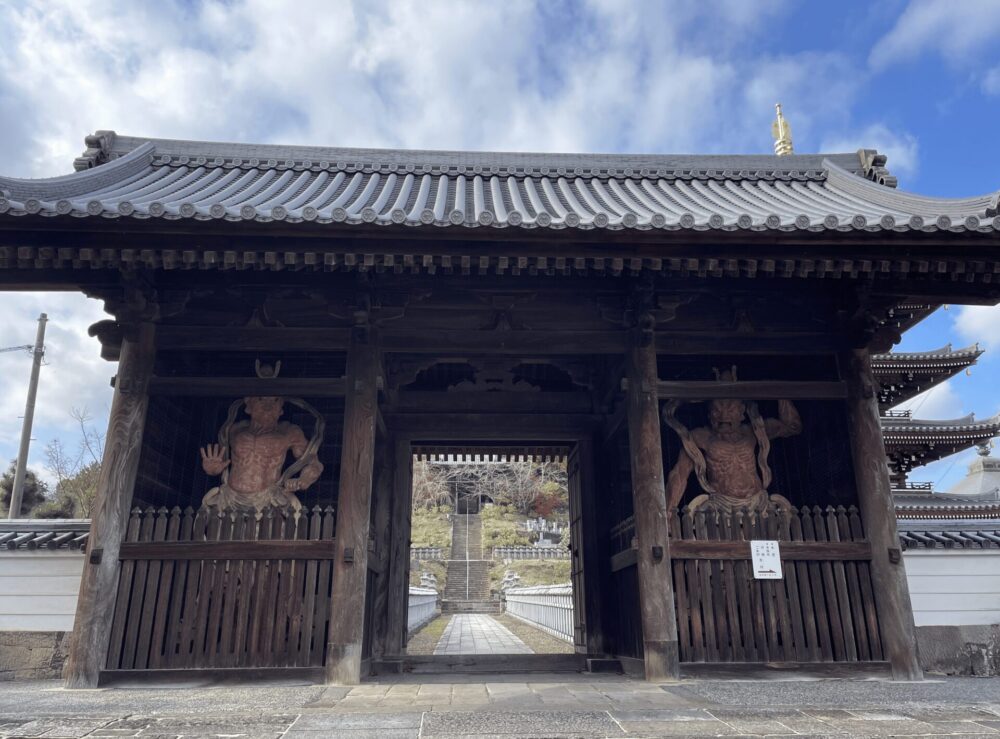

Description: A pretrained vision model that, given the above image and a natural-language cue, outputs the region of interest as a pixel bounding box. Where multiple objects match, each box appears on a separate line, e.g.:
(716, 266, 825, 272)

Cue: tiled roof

(873, 344, 986, 409)
(2, 132, 999, 234)
(881, 412, 1000, 442)
(898, 520, 1000, 549)
(895, 489, 1000, 520)
(872, 343, 984, 369)
(0, 520, 90, 552)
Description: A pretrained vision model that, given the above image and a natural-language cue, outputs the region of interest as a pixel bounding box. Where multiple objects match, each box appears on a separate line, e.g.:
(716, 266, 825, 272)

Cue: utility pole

(9, 313, 47, 519)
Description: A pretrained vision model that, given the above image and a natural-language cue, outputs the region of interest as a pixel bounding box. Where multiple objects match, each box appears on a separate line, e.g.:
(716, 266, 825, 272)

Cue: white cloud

(893, 380, 965, 420)
(954, 305, 1000, 350)
(0, 293, 113, 482)
(870, 0, 1000, 69)
(0, 0, 991, 495)
(983, 65, 1000, 95)
(820, 123, 919, 181)
(0, 0, 870, 179)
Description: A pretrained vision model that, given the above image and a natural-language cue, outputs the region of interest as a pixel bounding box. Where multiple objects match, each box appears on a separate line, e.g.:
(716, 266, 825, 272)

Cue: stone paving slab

(433, 614, 532, 655)
(2, 677, 1000, 737)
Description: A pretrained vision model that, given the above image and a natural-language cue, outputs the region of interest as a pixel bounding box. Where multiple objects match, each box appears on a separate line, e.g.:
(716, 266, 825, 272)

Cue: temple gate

(0, 132, 998, 685)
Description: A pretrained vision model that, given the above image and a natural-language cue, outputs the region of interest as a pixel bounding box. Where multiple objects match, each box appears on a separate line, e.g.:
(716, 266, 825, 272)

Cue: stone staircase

(441, 514, 499, 614)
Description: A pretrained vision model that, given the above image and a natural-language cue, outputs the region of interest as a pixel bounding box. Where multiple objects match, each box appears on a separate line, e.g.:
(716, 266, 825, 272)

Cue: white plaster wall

(904, 550, 1000, 627)
(0, 554, 83, 631)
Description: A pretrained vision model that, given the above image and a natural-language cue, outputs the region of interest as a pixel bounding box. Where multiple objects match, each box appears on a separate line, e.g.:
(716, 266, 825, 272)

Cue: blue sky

(0, 0, 998, 492)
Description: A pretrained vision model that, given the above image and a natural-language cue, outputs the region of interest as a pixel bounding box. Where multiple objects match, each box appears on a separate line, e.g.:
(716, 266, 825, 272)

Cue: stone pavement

(433, 613, 532, 655)
(1, 675, 1000, 737)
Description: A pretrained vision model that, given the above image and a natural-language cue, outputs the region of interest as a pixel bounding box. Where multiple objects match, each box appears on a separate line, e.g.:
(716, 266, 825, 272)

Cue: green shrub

(480, 504, 530, 549)
(410, 505, 452, 549)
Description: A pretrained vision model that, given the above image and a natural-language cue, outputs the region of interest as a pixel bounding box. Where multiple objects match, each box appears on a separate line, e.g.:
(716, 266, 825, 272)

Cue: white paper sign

(750, 540, 782, 580)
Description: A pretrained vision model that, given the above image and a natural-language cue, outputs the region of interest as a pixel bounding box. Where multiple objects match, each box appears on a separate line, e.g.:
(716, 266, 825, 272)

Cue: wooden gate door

(566, 444, 588, 653)
(668, 505, 884, 665)
(106, 506, 336, 672)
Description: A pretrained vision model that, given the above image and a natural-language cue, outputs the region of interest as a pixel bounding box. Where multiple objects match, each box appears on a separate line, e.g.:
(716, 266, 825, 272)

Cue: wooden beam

(611, 541, 873, 571)
(670, 540, 872, 560)
(625, 331, 680, 682)
(657, 380, 846, 400)
(148, 377, 346, 397)
(390, 391, 593, 414)
(842, 348, 922, 681)
(118, 540, 336, 560)
(381, 329, 627, 355)
(326, 332, 380, 685)
(64, 322, 155, 688)
(387, 413, 601, 438)
(611, 548, 638, 573)
(157, 326, 350, 352)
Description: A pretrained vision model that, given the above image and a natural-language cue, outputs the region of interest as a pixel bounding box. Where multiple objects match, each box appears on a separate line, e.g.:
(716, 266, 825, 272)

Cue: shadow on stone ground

(0, 676, 999, 737)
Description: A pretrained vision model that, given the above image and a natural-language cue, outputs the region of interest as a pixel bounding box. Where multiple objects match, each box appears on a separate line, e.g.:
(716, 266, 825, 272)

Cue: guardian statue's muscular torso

(664, 397, 802, 512)
(200, 396, 323, 511)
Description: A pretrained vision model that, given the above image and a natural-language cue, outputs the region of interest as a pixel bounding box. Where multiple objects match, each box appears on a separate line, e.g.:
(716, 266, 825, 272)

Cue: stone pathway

(433, 613, 532, 655)
(2, 676, 1000, 737)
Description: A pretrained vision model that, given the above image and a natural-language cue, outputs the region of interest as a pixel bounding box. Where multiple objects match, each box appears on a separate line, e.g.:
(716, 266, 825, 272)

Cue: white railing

(494, 546, 569, 560)
(407, 586, 438, 633)
(411, 546, 444, 560)
(503, 583, 574, 643)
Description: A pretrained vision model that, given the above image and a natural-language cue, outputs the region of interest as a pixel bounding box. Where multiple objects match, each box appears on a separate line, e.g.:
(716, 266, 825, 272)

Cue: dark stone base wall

(2, 625, 998, 679)
(918, 625, 1000, 676)
(0, 632, 71, 680)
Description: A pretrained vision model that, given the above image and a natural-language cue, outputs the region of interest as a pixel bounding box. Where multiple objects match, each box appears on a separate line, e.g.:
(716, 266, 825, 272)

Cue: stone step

(440, 600, 503, 614)
(377, 654, 585, 673)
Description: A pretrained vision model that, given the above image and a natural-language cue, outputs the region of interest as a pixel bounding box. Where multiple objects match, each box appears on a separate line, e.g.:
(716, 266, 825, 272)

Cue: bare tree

(411, 460, 451, 509)
(44, 408, 104, 517)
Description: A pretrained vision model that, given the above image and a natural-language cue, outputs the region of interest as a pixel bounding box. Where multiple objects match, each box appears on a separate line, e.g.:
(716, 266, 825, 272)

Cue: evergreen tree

(0, 460, 49, 517)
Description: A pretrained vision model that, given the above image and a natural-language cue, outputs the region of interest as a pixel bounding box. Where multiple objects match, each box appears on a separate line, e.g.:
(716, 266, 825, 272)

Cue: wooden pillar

(843, 348, 922, 680)
(570, 437, 605, 655)
(625, 333, 680, 681)
(65, 322, 155, 688)
(368, 434, 394, 660)
(326, 334, 379, 684)
(385, 439, 414, 656)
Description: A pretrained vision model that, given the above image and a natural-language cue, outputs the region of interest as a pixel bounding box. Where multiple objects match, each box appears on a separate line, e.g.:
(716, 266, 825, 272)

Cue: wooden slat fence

(612, 505, 883, 664)
(107, 506, 336, 671)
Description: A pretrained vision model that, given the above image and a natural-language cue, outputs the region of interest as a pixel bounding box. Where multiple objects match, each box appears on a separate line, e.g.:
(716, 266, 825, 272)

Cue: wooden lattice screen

(107, 506, 335, 671)
(668, 505, 883, 664)
(611, 505, 884, 665)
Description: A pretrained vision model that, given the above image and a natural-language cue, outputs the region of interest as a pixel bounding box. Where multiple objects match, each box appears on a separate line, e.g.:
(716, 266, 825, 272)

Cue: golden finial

(771, 103, 793, 156)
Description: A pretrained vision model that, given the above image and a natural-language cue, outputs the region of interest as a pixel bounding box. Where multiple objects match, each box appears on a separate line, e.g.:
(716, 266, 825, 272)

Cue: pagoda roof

(2, 131, 999, 235)
(881, 411, 1000, 441)
(873, 343, 983, 368)
(882, 411, 1000, 478)
(873, 343, 984, 408)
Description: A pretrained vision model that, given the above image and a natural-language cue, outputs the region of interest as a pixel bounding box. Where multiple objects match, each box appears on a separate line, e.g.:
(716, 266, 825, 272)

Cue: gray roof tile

(2, 132, 999, 233)
(0, 519, 90, 552)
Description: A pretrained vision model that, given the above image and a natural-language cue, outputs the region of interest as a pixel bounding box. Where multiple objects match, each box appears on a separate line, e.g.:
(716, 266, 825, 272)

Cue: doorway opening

(404, 444, 580, 660)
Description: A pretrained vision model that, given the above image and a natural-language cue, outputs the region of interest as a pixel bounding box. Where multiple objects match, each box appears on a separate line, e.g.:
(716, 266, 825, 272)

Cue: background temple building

(873, 341, 1000, 512)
